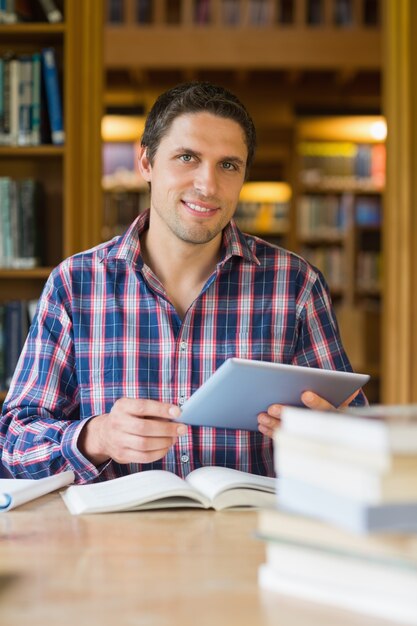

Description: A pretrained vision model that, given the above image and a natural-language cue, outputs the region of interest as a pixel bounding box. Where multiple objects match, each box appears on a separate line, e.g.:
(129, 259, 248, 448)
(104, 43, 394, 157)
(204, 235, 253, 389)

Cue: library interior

(1, 3, 417, 626)
(1, 0, 415, 408)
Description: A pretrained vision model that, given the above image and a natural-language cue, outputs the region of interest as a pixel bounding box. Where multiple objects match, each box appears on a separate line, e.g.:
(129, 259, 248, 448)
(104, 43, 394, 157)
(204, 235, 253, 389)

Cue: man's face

(138, 112, 248, 246)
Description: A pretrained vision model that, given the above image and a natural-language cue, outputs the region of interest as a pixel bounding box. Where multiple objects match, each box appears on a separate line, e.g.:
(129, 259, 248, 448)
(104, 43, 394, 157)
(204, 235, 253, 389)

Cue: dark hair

(141, 81, 256, 174)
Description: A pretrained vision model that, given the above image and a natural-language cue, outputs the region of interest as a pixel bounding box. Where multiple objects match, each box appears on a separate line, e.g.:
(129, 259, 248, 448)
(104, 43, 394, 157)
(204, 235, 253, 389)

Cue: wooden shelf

(300, 181, 383, 194)
(0, 268, 53, 279)
(0, 23, 65, 35)
(0, 146, 65, 157)
(0, 0, 103, 392)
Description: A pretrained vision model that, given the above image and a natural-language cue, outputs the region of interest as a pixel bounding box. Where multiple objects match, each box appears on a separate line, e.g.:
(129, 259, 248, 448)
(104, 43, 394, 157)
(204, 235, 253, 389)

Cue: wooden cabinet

(0, 1, 103, 400)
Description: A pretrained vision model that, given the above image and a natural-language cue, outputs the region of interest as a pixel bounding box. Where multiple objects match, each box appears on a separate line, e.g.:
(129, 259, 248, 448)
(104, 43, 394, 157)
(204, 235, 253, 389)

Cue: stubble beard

(159, 202, 232, 246)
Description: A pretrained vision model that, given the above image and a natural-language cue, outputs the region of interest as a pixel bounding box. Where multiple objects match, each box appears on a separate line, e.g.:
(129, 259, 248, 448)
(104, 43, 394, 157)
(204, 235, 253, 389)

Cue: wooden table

(0, 494, 397, 626)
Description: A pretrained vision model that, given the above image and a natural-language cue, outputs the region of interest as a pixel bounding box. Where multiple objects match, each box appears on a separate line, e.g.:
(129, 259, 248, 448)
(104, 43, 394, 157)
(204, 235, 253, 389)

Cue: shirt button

(179, 395, 185, 406)
(179, 341, 187, 351)
(181, 454, 189, 463)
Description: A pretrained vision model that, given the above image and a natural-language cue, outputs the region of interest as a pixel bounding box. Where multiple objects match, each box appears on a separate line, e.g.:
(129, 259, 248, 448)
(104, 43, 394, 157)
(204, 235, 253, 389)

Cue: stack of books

(257, 404, 417, 624)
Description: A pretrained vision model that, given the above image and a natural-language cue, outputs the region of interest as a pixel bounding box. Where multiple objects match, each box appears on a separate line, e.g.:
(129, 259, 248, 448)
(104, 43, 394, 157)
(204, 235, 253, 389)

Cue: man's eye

(222, 161, 236, 171)
(180, 154, 193, 162)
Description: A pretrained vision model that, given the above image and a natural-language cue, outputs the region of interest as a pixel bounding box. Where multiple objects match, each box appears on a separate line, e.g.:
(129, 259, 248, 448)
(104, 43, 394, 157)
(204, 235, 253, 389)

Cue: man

(0, 82, 365, 482)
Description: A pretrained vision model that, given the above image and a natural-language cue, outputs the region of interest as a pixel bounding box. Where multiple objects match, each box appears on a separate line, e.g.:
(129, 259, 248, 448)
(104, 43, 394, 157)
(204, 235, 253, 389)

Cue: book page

(0, 470, 75, 512)
(61, 470, 209, 515)
(185, 466, 276, 502)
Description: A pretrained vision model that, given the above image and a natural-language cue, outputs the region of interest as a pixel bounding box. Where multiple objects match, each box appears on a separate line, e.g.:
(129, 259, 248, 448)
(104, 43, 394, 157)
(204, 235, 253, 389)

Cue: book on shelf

(17, 54, 33, 146)
(41, 47, 64, 145)
(30, 51, 41, 144)
(222, 0, 240, 25)
(0, 0, 17, 23)
(136, 0, 153, 24)
(300, 246, 346, 291)
(249, 0, 272, 25)
(37, 0, 63, 23)
(0, 177, 42, 268)
(257, 509, 417, 625)
(0, 49, 63, 146)
(8, 55, 19, 146)
(3, 0, 63, 23)
(299, 141, 386, 188)
(0, 470, 74, 512)
(194, 0, 210, 24)
(61, 466, 276, 515)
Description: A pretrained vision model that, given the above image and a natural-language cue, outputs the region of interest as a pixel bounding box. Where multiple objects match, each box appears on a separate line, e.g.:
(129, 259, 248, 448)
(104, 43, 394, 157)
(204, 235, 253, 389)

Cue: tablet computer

(180, 358, 370, 431)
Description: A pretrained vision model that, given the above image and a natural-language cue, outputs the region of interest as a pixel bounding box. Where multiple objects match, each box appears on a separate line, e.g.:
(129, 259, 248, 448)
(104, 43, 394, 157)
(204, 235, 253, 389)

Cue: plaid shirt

(0, 211, 365, 483)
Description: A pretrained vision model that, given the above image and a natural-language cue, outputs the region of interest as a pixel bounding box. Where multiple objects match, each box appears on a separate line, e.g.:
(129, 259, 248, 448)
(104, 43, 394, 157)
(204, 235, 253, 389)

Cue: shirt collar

(101, 209, 260, 267)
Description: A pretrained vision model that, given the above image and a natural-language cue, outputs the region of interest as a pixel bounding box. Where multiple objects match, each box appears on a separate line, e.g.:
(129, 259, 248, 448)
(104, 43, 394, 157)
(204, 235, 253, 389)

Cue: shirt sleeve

(0, 269, 107, 482)
(293, 268, 367, 407)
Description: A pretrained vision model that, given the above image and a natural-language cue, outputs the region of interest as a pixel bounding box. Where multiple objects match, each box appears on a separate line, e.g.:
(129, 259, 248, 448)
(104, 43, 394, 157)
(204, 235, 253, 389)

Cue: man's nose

(194, 163, 218, 197)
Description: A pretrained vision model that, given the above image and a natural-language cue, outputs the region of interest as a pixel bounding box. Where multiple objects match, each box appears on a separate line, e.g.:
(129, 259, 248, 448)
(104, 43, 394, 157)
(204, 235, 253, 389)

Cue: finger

(111, 432, 177, 457)
(122, 415, 187, 438)
(129, 434, 178, 452)
(113, 446, 174, 465)
(113, 397, 181, 421)
(301, 391, 334, 411)
(257, 411, 281, 430)
(258, 423, 276, 439)
(339, 389, 360, 408)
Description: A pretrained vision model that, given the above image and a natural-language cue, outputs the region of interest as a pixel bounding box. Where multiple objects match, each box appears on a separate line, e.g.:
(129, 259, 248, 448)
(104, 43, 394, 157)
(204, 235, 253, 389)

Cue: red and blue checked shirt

(0, 210, 366, 482)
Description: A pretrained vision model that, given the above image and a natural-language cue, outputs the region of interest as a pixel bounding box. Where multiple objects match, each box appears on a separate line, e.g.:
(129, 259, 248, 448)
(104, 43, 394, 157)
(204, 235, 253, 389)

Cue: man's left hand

(257, 389, 360, 439)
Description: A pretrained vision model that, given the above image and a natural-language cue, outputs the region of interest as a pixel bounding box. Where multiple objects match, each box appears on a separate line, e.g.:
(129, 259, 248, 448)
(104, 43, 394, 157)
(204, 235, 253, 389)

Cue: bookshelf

(293, 116, 385, 400)
(0, 1, 103, 399)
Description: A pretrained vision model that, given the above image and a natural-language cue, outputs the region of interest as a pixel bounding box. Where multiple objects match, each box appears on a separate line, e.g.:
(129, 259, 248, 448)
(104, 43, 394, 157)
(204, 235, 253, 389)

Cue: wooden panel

(104, 28, 381, 69)
(64, 0, 104, 256)
(382, 0, 417, 402)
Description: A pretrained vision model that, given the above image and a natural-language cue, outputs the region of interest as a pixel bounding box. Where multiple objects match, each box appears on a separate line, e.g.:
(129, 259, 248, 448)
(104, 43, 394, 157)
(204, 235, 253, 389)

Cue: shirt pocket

(219, 330, 287, 363)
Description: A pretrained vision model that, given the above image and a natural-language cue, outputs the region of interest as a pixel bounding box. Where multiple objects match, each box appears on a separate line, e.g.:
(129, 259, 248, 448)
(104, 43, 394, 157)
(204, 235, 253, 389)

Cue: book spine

(31, 52, 41, 145)
(0, 54, 11, 145)
(17, 179, 40, 268)
(17, 54, 33, 146)
(8, 178, 19, 266)
(9, 57, 19, 146)
(37, 0, 63, 23)
(3, 0, 17, 23)
(41, 47, 65, 145)
(0, 177, 12, 266)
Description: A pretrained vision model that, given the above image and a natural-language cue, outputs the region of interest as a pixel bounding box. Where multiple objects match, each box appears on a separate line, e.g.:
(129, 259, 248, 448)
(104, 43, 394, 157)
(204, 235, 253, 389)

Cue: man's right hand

(77, 398, 186, 466)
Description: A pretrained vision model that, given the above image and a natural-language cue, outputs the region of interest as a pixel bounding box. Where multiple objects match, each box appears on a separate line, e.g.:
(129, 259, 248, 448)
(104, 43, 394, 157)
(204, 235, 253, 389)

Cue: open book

(0, 471, 75, 512)
(61, 466, 276, 515)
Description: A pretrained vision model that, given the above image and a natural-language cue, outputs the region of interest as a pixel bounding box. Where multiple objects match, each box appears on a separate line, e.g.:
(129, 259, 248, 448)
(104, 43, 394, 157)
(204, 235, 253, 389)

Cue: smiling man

(0, 82, 366, 482)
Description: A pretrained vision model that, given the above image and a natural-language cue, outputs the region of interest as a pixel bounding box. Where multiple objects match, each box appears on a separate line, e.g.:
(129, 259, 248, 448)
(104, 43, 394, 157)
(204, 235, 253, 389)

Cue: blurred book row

(0, 299, 37, 391)
(297, 193, 382, 239)
(299, 142, 386, 189)
(0, 47, 64, 146)
(106, 0, 380, 27)
(258, 403, 417, 624)
(0, 177, 42, 269)
(0, 0, 63, 23)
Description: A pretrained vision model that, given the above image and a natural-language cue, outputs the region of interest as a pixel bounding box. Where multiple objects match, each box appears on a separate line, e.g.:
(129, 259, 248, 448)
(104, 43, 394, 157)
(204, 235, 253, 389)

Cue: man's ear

(137, 145, 152, 182)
